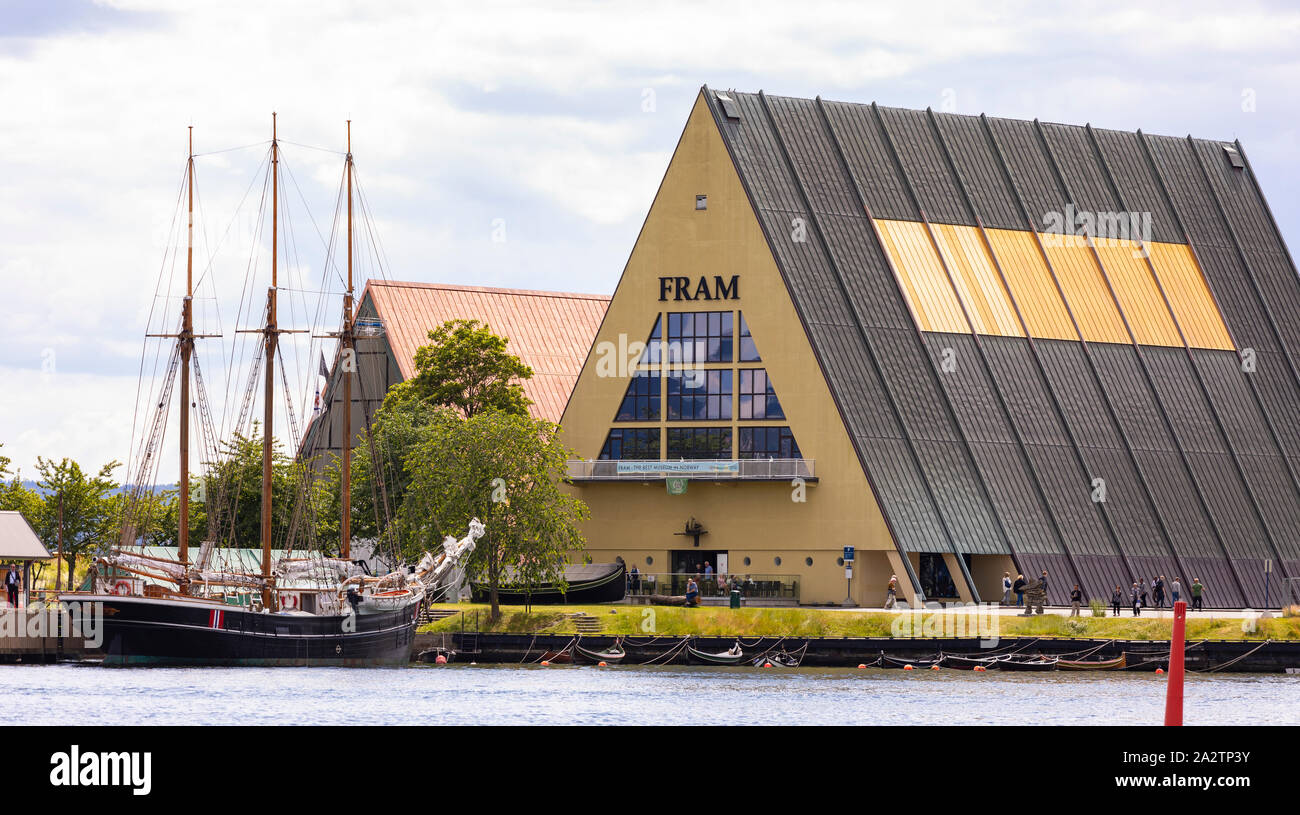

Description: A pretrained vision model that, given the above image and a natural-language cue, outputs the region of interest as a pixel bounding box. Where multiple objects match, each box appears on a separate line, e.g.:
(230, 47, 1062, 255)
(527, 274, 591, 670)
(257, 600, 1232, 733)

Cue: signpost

(842, 546, 856, 607)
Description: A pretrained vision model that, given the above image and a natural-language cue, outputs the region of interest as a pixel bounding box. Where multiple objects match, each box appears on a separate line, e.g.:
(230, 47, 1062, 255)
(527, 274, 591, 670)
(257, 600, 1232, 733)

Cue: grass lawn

(419, 603, 1300, 641)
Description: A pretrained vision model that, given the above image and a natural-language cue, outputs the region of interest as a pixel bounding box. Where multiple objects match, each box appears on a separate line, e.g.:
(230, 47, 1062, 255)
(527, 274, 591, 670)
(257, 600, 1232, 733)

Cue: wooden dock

(0, 608, 91, 663)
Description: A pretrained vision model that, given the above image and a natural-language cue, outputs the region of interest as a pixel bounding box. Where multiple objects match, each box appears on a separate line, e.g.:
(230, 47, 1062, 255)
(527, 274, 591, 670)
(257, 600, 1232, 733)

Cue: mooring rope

(1194, 639, 1271, 674)
(518, 634, 538, 664)
(639, 637, 691, 666)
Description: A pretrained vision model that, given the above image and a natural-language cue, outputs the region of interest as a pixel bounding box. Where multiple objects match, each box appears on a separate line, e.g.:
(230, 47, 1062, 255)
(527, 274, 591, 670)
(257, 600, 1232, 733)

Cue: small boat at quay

(539, 645, 574, 664)
(686, 642, 746, 665)
(998, 655, 1060, 671)
(574, 640, 625, 665)
(879, 654, 943, 670)
(943, 654, 1004, 670)
(1057, 654, 1127, 671)
(754, 651, 800, 668)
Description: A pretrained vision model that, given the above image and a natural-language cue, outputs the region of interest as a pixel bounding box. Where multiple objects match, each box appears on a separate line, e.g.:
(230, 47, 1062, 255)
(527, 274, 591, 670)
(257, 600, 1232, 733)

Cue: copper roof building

(559, 86, 1300, 608)
(302, 281, 609, 461)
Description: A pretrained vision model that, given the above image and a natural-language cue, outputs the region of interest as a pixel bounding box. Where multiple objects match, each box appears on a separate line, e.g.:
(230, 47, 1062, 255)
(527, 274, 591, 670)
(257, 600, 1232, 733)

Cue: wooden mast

(179, 126, 194, 574)
(341, 120, 353, 558)
(261, 112, 279, 609)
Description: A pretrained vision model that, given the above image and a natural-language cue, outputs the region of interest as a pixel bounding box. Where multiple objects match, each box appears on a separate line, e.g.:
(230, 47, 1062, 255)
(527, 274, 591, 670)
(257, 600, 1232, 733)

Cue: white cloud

(2, 0, 1299, 481)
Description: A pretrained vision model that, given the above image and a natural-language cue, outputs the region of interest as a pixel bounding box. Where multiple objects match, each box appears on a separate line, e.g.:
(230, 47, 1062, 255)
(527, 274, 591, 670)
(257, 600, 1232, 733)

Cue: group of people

(626, 563, 756, 606)
(997, 571, 1207, 616)
(1110, 576, 1204, 616)
(1000, 570, 1050, 607)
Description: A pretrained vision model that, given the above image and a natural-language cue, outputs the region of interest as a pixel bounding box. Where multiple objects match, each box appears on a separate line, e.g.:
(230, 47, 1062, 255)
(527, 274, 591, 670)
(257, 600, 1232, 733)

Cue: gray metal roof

(704, 87, 1300, 607)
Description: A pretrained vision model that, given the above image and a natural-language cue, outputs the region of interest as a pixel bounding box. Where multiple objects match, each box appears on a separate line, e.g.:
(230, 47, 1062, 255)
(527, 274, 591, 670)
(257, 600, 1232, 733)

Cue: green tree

(406, 319, 533, 418)
(325, 320, 534, 554)
(34, 457, 122, 588)
(0, 445, 42, 527)
(200, 423, 316, 549)
(400, 409, 587, 621)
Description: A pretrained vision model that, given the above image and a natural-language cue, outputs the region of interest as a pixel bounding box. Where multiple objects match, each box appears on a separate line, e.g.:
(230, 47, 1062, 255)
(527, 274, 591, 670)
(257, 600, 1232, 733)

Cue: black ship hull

(471, 562, 626, 605)
(66, 594, 417, 667)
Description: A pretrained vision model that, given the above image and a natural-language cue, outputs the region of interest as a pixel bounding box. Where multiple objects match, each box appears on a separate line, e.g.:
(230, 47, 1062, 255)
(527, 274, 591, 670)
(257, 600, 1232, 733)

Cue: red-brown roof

(363, 280, 609, 422)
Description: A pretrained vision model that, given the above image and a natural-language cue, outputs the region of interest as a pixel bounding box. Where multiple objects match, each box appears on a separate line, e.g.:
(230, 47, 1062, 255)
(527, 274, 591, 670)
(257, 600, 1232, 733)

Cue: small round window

(645, 556, 654, 566)
(836, 557, 844, 567)
(743, 556, 751, 566)
(774, 556, 782, 567)
(805, 557, 814, 567)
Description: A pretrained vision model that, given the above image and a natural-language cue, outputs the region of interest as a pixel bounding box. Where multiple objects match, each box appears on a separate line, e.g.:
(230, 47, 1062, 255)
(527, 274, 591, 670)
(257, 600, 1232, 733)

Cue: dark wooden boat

(686, 642, 746, 665)
(879, 654, 943, 670)
(998, 655, 1059, 671)
(1058, 654, 1127, 671)
(539, 645, 573, 664)
(574, 640, 625, 665)
(69, 593, 418, 667)
(943, 654, 1004, 670)
(646, 594, 697, 607)
(472, 562, 626, 605)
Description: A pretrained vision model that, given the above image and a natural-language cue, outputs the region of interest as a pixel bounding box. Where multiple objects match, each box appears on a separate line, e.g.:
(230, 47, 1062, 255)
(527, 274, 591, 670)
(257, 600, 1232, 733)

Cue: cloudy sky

(2, 0, 1298, 484)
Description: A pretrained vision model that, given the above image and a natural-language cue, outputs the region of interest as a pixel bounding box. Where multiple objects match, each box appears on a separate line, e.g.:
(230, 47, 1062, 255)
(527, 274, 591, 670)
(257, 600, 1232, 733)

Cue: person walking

(1001, 571, 1012, 606)
(1040, 570, 1049, 604)
(1012, 573, 1026, 607)
(1111, 585, 1123, 617)
(1153, 575, 1165, 609)
(1069, 584, 1083, 617)
(1130, 582, 1142, 617)
(630, 564, 641, 594)
(884, 575, 899, 609)
(4, 564, 19, 608)
(1171, 577, 1182, 606)
(1191, 577, 1204, 611)
(1139, 578, 1149, 608)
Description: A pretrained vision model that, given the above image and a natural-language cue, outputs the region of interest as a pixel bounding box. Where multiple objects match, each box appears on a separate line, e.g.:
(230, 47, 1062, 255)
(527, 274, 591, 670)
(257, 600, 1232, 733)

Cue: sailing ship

(62, 117, 464, 666)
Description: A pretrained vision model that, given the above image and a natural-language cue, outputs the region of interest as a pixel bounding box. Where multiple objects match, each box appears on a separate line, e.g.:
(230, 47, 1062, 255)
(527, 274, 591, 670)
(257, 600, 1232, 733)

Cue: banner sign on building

(617, 460, 740, 475)
(666, 477, 688, 495)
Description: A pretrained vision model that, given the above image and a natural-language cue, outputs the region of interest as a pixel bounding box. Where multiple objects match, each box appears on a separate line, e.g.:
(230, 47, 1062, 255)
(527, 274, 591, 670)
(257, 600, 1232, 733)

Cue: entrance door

(918, 553, 960, 600)
(671, 550, 727, 597)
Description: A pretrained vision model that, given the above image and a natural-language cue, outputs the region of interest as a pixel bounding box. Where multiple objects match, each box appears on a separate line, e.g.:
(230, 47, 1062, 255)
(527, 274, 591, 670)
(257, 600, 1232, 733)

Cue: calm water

(2, 664, 1295, 725)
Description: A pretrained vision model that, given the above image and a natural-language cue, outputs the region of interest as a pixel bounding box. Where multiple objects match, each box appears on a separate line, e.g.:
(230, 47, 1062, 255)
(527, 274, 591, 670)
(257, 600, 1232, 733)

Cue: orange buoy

(434, 654, 447, 665)
(598, 661, 608, 667)
(903, 664, 914, 671)
(541, 660, 550, 666)
(857, 663, 867, 669)
(974, 665, 986, 672)
(763, 661, 772, 668)
(1155, 667, 1164, 674)
(930, 664, 941, 671)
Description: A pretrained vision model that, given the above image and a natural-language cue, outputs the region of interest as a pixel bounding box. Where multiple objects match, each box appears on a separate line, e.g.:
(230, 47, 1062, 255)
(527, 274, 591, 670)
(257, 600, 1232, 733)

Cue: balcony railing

(625, 572, 800, 603)
(567, 458, 815, 482)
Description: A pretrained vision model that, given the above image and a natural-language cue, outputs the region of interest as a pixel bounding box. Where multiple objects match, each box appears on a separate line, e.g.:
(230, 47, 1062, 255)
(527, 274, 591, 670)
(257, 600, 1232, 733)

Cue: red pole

(1164, 599, 1187, 726)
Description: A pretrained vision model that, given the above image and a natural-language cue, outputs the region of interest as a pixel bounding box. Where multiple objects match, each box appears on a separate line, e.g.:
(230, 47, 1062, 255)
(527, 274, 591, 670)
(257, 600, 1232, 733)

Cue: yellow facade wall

(559, 91, 900, 606)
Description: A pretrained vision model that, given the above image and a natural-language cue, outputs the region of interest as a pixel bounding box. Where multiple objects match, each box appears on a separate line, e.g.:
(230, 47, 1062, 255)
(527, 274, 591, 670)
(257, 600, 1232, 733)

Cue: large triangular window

(636, 315, 662, 367)
(738, 368, 783, 420)
(614, 370, 660, 421)
(738, 312, 761, 362)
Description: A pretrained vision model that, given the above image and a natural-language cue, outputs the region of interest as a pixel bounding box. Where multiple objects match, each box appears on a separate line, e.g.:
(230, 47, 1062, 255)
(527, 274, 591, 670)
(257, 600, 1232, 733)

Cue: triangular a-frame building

(561, 86, 1300, 608)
